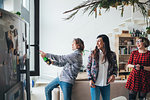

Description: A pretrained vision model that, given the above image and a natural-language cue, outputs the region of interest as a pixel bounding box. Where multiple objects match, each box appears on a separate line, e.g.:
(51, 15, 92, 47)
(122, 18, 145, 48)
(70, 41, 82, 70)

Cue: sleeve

(46, 52, 76, 67)
(112, 52, 118, 76)
(128, 51, 134, 64)
(86, 52, 93, 80)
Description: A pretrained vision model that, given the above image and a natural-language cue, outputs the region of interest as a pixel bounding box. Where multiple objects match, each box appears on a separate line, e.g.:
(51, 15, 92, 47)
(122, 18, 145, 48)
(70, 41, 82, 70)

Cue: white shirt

(95, 50, 108, 86)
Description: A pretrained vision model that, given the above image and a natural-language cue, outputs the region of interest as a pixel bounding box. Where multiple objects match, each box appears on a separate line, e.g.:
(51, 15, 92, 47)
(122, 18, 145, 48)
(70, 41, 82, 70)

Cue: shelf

(119, 62, 127, 64)
(128, 45, 136, 47)
(119, 54, 130, 56)
(119, 45, 127, 47)
(116, 34, 137, 73)
(119, 72, 130, 75)
(119, 45, 136, 46)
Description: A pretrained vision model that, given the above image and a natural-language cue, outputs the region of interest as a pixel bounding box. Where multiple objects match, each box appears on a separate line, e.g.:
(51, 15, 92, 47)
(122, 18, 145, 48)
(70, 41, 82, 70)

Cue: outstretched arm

(40, 50, 78, 67)
(40, 50, 53, 65)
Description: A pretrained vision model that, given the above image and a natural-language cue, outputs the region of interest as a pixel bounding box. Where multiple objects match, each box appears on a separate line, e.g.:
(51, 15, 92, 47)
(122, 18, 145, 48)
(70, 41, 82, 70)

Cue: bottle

(43, 57, 51, 65)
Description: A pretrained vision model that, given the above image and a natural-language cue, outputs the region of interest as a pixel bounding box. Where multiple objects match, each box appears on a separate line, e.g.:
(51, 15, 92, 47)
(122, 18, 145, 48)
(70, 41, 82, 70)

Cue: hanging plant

(63, 0, 150, 20)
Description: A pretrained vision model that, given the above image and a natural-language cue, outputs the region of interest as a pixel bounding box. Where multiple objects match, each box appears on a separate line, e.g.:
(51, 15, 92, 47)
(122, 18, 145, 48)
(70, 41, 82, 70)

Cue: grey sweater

(46, 50, 83, 84)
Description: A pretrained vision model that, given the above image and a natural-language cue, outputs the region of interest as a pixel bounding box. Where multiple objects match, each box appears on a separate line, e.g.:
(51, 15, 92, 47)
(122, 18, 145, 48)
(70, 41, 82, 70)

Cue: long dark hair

(92, 34, 112, 66)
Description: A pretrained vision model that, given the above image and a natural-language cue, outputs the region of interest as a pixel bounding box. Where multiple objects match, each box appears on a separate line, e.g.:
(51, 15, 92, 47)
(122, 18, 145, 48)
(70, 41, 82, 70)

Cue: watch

(140, 65, 144, 70)
(134, 65, 136, 69)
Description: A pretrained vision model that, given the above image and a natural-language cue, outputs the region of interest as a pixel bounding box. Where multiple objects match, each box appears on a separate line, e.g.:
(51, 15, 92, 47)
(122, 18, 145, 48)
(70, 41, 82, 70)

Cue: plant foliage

(63, 0, 150, 20)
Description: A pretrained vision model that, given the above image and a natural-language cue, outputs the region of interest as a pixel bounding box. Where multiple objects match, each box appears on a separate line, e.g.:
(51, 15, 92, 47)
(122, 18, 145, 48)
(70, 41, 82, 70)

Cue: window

(22, 0, 29, 11)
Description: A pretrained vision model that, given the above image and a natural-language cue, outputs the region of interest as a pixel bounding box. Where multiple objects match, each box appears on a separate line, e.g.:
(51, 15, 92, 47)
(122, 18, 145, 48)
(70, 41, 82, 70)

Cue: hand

(46, 58, 52, 65)
(89, 80, 95, 88)
(23, 54, 27, 63)
(23, 54, 27, 59)
(108, 75, 115, 83)
(39, 50, 46, 58)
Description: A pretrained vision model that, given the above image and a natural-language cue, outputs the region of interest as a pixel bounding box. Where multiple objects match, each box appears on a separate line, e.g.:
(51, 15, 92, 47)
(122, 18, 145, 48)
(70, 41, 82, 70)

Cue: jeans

(90, 84, 110, 100)
(45, 77, 73, 100)
(129, 90, 147, 100)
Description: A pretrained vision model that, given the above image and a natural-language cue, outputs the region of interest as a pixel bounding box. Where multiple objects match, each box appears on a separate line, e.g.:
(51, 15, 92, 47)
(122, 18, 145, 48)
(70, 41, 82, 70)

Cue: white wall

(40, 0, 143, 79)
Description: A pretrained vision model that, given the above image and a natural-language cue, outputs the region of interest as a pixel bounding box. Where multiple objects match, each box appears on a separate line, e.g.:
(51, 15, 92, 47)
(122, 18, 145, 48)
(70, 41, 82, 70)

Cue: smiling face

(96, 37, 104, 50)
(136, 38, 145, 49)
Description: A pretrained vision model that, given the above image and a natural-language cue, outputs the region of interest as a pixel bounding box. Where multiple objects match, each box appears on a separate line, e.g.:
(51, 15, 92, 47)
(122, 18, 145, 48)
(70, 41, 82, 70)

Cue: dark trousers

(129, 90, 147, 100)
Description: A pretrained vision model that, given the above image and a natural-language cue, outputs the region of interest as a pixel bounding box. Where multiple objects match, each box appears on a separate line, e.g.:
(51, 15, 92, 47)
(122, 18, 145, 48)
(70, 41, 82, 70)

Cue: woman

(125, 37, 150, 100)
(40, 38, 84, 100)
(87, 34, 118, 100)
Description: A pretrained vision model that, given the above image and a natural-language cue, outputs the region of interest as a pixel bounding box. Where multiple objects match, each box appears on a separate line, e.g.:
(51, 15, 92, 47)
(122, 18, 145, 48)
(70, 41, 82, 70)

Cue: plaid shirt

(126, 50, 150, 92)
(128, 50, 150, 66)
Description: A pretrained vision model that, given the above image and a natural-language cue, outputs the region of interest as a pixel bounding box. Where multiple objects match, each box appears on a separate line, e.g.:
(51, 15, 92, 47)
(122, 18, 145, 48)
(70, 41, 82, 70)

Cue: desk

(76, 72, 88, 81)
(77, 72, 122, 80)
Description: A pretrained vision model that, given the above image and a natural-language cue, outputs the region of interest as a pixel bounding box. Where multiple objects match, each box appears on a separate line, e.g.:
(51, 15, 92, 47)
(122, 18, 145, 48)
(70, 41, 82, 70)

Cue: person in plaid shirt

(125, 37, 150, 100)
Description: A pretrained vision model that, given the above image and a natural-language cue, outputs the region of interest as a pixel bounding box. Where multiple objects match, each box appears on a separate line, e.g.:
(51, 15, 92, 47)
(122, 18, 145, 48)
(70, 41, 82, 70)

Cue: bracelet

(140, 65, 144, 70)
(134, 65, 136, 69)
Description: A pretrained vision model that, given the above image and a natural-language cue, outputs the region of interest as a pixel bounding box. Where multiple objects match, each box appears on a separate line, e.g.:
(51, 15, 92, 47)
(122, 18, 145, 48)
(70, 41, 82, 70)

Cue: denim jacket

(87, 51, 118, 84)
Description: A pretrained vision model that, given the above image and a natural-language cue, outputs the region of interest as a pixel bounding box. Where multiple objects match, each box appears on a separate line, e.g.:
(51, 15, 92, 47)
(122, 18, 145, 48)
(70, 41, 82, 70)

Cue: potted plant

(146, 26, 150, 34)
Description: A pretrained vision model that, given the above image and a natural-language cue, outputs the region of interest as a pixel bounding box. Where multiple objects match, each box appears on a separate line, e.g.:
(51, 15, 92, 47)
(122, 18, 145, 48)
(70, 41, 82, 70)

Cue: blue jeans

(45, 77, 73, 100)
(90, 84, 110, 100)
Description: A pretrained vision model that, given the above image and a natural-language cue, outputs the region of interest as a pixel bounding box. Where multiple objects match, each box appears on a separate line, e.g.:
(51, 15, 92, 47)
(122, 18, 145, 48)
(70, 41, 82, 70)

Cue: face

(97, 37, 104, 50)
(72, 40, 78, 50)
(136, 39, 144, 49)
